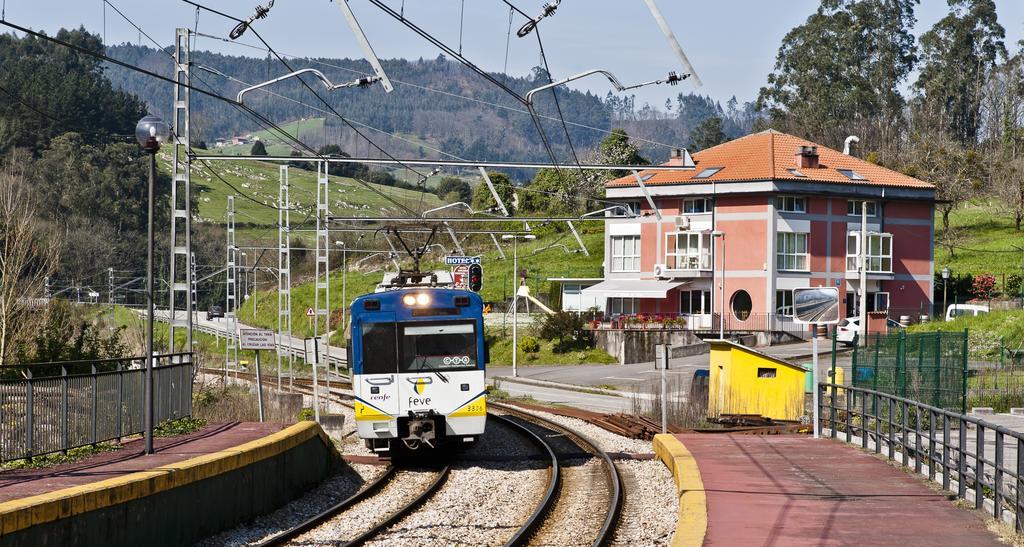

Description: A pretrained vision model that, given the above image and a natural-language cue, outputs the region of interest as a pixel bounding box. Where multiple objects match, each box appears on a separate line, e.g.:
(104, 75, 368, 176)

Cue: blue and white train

(348, 285, 487, 452)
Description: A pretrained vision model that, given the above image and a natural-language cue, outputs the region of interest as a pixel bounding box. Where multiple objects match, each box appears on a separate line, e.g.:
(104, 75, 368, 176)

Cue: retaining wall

(0, 422, 340, 547)
(593, 329, 707, 364)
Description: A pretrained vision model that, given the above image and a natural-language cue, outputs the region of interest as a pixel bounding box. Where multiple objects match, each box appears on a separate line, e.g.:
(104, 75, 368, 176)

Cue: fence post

(888, 398, 895, 460)
(976, 426, 984, 509)
(929, 409, 936, 478)
(943, 414, 950, 491)
(116, 362, 123, 442)
(861, 390, 868, 449)
(25, 378, 33, 459)
(901, 401, 909, 467)
(934, 333, 942, 408)
(61, 366, 68, 455)
(958, 417, 967, 499)
(873, 332, 881, 395)
(91, 364, 98, 447)
(914, 405, 922, 475)
(830, 331, 837, 385)
(874, 392, 881, 454)
(1017, 437, 1024, 532)
(961, 329, 969, 415)
(897, 330, 907, 398)
(995, 431, 1004, 521)
(845, 389, 852, 443)
(830, 383, 837, 439)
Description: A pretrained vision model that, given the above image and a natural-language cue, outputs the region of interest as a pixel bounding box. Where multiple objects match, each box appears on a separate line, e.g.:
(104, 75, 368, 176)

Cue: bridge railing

(0, 353, 193, 462)
(820, 382, 1024, 530)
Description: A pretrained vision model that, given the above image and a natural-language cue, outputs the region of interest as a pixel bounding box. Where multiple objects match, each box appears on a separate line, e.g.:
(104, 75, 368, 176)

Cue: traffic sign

(239, 328, 276, 350)
(305, 307, 315, 317)
(444, 256, 481, 266)
(792, 287, 840, 325)
(452, 265, 469, 289)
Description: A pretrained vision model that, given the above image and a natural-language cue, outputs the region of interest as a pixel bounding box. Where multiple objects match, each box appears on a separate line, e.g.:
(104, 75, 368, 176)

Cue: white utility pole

(502, 234, 536, 377)
(168, 27, 193, 352)
(859, 201, 868, 346)
(278, 165, 292, 390)
(225, 196, 238, 380)
(312, 161, 331, 420)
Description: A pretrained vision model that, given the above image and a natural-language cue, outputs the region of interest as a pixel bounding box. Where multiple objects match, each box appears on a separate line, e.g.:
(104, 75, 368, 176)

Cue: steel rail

(343, 465, 452, 546)
(487, 413, 561, 547)
(490, 401, 624, 546)
(255, 465, 397, 547)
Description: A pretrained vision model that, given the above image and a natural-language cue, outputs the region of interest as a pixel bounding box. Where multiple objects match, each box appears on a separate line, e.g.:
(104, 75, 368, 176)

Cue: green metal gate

(847, 330, 968, 413)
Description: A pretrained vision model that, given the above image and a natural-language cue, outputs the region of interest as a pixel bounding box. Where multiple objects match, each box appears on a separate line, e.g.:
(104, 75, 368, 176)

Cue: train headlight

(416, 293, 430, 306)
(402, 294, 417, 306)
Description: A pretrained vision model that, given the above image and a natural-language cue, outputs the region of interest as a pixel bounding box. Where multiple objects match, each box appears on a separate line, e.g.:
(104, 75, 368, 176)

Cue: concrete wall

(593, 329, 707, 364)
(0, 422, 340, 547)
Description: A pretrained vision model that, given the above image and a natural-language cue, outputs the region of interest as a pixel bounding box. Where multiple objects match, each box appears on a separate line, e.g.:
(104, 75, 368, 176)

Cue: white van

(945, 304, 989, 322)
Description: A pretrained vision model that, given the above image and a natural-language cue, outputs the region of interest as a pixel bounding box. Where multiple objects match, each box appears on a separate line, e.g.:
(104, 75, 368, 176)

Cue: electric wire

(190, 30, 679, 151)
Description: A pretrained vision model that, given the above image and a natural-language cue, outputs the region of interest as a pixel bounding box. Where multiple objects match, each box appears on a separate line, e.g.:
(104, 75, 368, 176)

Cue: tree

(435, 176, 472, 203)
(689, 117, 727, 151)
(0, 150, 60, 365)
(914, 0, 1005, 146)
(251, 140, 268, 156)
(758, 0, 918, 156)
(471, 172, 515, 215)
(902, 130, 985, 233)
(539, 311, 590, 353)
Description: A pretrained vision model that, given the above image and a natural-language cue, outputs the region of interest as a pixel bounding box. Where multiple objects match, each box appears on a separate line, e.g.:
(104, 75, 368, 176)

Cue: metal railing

(0, 353, 193, 462)
(820, 382, 1024, 530)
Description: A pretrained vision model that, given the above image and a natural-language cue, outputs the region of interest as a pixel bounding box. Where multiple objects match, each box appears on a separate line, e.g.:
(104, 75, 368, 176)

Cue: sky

(3, 0, 1024, 110)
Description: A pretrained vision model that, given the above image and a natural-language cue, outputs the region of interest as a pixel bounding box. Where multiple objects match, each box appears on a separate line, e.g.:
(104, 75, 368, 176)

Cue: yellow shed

(708, 340, 807, 422)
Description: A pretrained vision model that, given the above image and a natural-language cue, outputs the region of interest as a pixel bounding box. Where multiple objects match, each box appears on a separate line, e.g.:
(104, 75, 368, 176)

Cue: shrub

(539, 311, 590, 353)
(518, 336, 540, 354)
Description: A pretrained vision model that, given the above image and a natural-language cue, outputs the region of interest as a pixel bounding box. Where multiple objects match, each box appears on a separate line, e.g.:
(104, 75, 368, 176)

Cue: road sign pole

(312, 337, 321, 423)
(255, 350, 265, 422)
(813, 326, 819, 439)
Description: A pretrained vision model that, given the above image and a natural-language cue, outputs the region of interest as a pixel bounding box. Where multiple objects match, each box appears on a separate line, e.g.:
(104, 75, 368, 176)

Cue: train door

(355, 317, 400, 422)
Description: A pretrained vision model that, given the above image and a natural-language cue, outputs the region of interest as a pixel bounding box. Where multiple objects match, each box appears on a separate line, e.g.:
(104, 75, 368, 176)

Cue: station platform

(655, 433, 1002, 546)
(0, 421, 339, 546)
(0, 422, 285, 503)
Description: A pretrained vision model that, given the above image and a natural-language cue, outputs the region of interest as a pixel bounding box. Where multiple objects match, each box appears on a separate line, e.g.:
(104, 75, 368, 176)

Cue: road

(148, 309, 347, 365)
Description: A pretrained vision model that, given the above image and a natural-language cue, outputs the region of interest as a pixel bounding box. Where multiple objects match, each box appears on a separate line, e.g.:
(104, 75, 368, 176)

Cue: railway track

(491, 401, 624, 547)
(252, 415, 557, 546)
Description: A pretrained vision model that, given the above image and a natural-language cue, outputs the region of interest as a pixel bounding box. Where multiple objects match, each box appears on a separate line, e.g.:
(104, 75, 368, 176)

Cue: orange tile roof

(607, 129, 934, 190)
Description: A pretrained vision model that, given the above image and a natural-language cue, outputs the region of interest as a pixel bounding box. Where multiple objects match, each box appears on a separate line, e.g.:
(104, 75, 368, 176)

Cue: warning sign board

(239, 329, 276, 350)
(452, 265, 469, 289)
(305, 307, 315, 317)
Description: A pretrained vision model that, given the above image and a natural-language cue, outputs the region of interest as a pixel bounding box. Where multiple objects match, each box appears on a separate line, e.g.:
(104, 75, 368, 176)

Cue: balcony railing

(664, 251, 712, 271)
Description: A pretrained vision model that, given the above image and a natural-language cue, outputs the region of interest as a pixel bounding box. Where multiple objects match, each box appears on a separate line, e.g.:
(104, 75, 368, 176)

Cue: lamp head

(135, 116, 170, 153)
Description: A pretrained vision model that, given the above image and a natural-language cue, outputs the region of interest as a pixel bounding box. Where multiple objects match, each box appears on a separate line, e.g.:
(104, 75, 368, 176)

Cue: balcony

(659, 232, 713, 277)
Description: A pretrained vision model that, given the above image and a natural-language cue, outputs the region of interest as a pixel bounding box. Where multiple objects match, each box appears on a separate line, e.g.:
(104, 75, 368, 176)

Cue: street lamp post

(136, 115, 170, 456)
(502, 234, 536, 378)
(710, 231, 725, 339)
(942, 267, 950, 319)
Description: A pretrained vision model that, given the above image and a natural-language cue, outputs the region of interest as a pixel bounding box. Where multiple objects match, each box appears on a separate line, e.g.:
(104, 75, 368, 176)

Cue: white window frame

(775, 196, 806, 213)
(610, 235, 641, 273)
(775, 289, 794, 316)
(679, 289, 712, 315)
(665, 231, 712, 270)
(846, 232, 893, 273)
(873, 292, 890, 312)
(608, 297, 639, 315)
(847, 200, 878, 217)
(682, 197, 712, 214)
(776, 232, 809, 271)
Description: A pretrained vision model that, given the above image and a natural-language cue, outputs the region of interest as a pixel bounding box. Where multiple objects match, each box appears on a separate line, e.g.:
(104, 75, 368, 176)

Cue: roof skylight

(693, 167, 722, 179)
(788, 168, 807, 178)
(837, 168, 867, 181)
(640, 173, 655, 182)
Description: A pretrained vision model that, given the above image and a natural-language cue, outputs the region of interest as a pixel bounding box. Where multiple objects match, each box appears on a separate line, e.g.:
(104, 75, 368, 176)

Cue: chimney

(795, 145, 819, 169)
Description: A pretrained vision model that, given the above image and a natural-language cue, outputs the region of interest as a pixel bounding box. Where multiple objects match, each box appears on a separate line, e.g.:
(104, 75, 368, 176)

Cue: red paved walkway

(679, 434, 1002, 546)
(0, 422, 285, 503)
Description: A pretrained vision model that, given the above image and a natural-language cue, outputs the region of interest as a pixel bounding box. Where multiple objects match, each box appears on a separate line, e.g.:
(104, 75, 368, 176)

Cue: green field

(935, 199, 1024, 280)
(215, 118, 327, 156)
(161, 152, 442, 227)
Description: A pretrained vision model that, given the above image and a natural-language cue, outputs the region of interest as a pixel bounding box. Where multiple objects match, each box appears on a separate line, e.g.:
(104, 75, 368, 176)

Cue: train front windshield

(360, 320, 478, 374)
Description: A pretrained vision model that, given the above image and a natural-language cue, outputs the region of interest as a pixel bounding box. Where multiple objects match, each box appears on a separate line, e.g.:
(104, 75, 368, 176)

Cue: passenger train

(348, 277, 487, 452)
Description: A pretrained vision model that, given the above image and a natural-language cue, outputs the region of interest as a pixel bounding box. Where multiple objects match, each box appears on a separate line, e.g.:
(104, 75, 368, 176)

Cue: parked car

(835, 316, 905, 346)
(944, 304, 989, 322)
(206, 305, 224, 320)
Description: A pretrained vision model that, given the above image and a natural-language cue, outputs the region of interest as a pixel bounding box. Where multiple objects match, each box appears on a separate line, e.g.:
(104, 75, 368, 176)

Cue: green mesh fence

(848, 330, 968, 413)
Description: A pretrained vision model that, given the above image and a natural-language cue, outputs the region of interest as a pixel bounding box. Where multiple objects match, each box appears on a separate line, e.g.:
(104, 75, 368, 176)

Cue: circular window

(730, 290, 752, 321)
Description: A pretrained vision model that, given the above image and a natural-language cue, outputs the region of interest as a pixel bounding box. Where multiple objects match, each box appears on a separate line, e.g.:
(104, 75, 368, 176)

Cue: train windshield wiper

(415, 356, 448, 383)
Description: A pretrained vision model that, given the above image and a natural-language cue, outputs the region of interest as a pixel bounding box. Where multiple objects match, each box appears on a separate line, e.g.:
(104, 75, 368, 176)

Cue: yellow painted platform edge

(0, 421, 333, 536)
(653, 434, 708, 547)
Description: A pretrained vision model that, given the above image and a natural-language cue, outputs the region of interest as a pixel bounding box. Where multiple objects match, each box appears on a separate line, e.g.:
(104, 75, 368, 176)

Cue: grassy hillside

(236, 229, 605, 341)
(217, 118, 326, 156)
(159, 152, 442, 226)
(935, 199, 1024, 280)
(908, 310, 1024, 358)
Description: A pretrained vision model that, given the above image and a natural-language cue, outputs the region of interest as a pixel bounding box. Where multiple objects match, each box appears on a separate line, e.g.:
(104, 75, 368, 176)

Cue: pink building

(583, 130, 935, 335)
